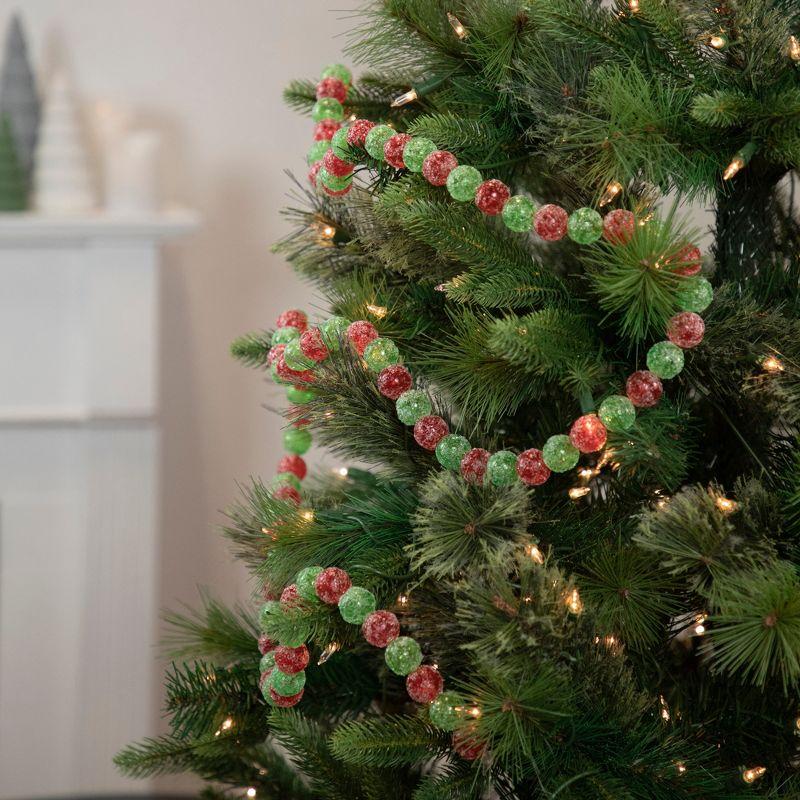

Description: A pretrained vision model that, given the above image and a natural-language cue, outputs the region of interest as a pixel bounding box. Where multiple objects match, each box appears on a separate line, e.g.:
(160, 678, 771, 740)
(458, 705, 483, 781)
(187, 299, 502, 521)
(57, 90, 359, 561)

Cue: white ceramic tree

(0, 14, 40, 181)
(33, 70, 93, 213)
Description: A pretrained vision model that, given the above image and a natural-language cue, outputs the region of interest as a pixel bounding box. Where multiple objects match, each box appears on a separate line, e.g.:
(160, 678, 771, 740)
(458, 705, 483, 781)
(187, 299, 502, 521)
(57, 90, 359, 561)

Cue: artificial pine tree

(0, 13, 39, 183)
(0, 113, 28, 210)
(117, 2, 800, 797)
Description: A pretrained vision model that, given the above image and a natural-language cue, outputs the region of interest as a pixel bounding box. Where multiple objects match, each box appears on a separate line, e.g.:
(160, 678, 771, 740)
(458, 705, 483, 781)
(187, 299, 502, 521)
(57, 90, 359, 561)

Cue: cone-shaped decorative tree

(117, 3, 800, 798)
(0, 13, 39, 182)
(0, 113, 27, 210)
(33, 71, 93, 213)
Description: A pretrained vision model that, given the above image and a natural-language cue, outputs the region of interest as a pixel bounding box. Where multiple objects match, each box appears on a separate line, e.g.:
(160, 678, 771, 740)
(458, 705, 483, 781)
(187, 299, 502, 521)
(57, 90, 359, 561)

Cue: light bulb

(675, 761, 687, 776)
(762, 355, 784, 373)
(742, 766, 766, 784)
(391, 88, 419, 108)
(446, 12, 468, 38)
(569, 486, 591, 499)
(366, 303, 388, 319)
(299, 509, 315, 522)
(715, 496, 738, 514)
(397, 593, 410, 607)
(709, 33, 727, 49)
(527, 543, 545, 564)
(317, 641, 341, 665)
(599, 180, 623, 206)
(246, 789, 256, 798)
(628, 0, 640, 12)
(565, 588, 583, 614)
(723, 154, 745, 180)
(659, 694, 671, 721)
(789, 35, 800, 60)
(337, 467, 349, 477)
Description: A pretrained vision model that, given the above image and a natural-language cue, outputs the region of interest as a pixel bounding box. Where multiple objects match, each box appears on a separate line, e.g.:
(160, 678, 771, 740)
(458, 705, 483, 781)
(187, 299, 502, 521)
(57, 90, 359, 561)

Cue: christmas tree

(116, 2, 800, 797)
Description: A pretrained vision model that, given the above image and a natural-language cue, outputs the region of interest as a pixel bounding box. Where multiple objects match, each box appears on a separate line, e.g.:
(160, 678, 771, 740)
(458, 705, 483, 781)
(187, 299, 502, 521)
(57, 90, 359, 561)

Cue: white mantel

(0, 210, 198, 799)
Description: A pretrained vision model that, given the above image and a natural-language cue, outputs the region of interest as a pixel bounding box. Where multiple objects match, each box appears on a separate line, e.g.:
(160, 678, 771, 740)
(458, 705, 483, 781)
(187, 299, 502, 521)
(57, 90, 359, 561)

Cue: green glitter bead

(331, 126, 352, 160)
(321, 63, 351, 86)
(436, 434, 471, 471)
(272, 326, 300, 346)
(385, 636, 422, 676)
(446, 165, 482, 202)
(271, 472, 302, 492)
(429, 691, 464, 731)
(363, 338, 400, 372)
(567, 207, 603, 244)
(403, 137, 436, 172)
(312, 97, 344, 123)
(307, 140, 329, 166)
(598, 395, 636, 432)
(287, 385, 316, 404)
(318, 167, 352, 192)
(487, 450, 518, 486)
(320, 316, 350, 351)
(284, 427, 312, 455)
(396, 389, 432, 425)
(283, 338, 314, 371)
(280, 621, 311, 648)
(646, 340, 684, 379)
(260, 652, 276, 673)
(502, 195, 536, 232)
(364, 125, 394, 160)
(296, 566, 324, 602)
(271, 669, 306, 697)
(258, 601, 281, 631)
(542, 434, 580, 472)
(338, 586, 377, 624)
(676, 276, 713, 313)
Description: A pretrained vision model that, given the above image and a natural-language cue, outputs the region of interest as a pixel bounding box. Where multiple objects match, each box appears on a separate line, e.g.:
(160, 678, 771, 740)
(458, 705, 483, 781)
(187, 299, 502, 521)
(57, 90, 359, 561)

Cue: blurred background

(0, 1, 346, 796)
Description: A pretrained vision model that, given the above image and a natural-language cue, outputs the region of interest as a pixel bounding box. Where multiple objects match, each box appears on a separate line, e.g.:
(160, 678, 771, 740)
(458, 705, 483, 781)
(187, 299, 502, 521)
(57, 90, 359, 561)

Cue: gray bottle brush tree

(0, 13, 39, 182)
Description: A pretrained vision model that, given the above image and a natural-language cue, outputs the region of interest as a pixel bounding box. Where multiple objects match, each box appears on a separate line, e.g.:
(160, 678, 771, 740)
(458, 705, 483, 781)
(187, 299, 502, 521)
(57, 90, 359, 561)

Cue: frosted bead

(486, 450, 518, 486)
(646, 341, 685, 379)
(364, 125, 394, 160)
(338, 586, 377, 624)
(435, 434, 471, 470)
(396, 390, 432, 425)
(385, 636, 422, 675)
(446, 165, 482, 202)
(567, 207, 603, 244)
(598, 395, 636, 431)
(502, 195, 536, 232)
(542, 435, 579, 472)
(403, 137, 437, 172)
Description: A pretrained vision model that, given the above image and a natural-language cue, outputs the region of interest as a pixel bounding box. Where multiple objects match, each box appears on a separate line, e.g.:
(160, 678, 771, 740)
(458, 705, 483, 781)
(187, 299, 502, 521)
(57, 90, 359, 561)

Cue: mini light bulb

(578, 467, 598, 479)
(569, 486, 591, 499)
(628, 0, 640, 12)
(447, 11, 468, 38)
(299, 509, 315, 522)
(246, 789, 257, 798)
(599, 180, 623, 206)
(742, 766, 766, 784)
(391, 88, 419, 108)
(527, 543, 545, 564)
(715, 496, 738, 514)
(468, 705, 482, 718)
(709, 33, 727, 49)
(319, 223, 336, 240)
(366, 303, 388, 319)
(397, 593, 410, 607)
(565, 588, 584, 614)
(659, 694, 671, 721)
(762, 355, 784, 373)
(788, 34, 800, 61)
(337, 466, 349, 477)
(723, 154, 745, 180)
(317, 641, 341, 665)
(674, 761, 687, 776)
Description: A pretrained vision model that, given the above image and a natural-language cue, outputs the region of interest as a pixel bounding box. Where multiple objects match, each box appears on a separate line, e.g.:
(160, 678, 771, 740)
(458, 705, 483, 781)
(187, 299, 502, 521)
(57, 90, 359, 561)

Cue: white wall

(0, 1, 348, 794)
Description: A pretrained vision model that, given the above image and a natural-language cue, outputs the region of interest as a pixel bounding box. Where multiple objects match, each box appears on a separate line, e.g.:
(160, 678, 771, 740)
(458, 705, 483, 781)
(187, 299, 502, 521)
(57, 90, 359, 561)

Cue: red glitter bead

(308, 160, 323, 187)
(322, 183, 352, 197)
(273, 484, 301, 505)
(516, 449, 551, 486)
(377, 365, 412, 400)
(280, 583, 302, 607)
(276, 354, 315, 384)
(347, 320, 379, 355)
(278, 454, 307, 480)
(299, 327, 329, 362)
(406, 665, 444, 703)
(413, 415, 449, 450)
(276, 309, 308, 332)
(626, 371, 663, 408)
(269, 686, 304, 707)
(384, 133, 413, 169)
(323, 148, 354, 177)
(460, 448, 490, 484)
(347, 119, 375, 147)
(534, 204, 569, 241)
(362, 610, 400, 648)
(315, 77, 348, 103)
(274, 644, 310, 674)
(267, 344, 285, 367)
(569, 414, 608, 453)
(258, 633, 277, 655)
(667, 311, 705, 349)
(602, 209, 635, 245)
(422, 150, 458, 186)
(671, 244, 702, 276)
(313, 119, 341, 141)
(315, 567, 352, 604)
(452, 727, 485, 761)
(475, 179, 510, 216)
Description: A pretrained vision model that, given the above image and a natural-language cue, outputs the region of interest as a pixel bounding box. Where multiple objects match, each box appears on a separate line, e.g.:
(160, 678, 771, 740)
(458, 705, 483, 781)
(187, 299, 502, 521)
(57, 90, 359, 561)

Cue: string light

(578, 466, 598, 479)
(318, 223, 336, 240)
(447, 11, 468, 38)
(366, 303, 388, 319)
(527, 543, 545, 564)
(317, 641, 341, 665)
(215, 716, 234, 737)
(397, 593, 410, 607)
(599, 180, 623, 206)
(761, 355, 784, 373)
(694, 613, 707, 635)
(794, 715, 800, 733)
(723, 154, 746, 180)
(569, 486, 591, 500)
(261, 526, 277, 541)
(788, 34, 800, 61)
(246, 789, 257, 798)
(707, 32, 728, 49)
(391, 88, 419, 108)
(659, 694, 671, 722)
(468, 705, 482, 718)
(628, 0, 640, 12)
(674, 762, 687, 776)
(565, 588, 584, 615)
(336, 466, 349, 477)
(742, 766, 766, 784)
(715, 496, 738, 514)
(299, 509, 315, 522)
